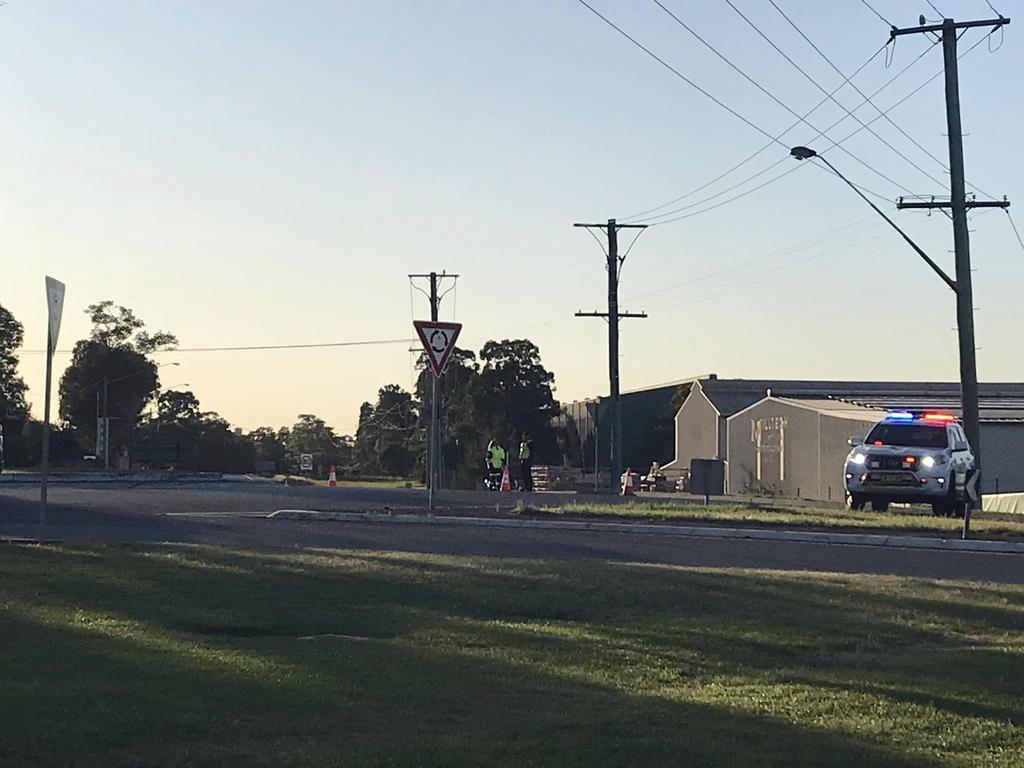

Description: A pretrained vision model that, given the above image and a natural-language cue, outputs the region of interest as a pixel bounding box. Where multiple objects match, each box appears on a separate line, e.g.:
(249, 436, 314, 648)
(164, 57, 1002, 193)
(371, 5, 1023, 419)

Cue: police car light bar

(885, 411, 915, 422)
(923, 412, 956, 422)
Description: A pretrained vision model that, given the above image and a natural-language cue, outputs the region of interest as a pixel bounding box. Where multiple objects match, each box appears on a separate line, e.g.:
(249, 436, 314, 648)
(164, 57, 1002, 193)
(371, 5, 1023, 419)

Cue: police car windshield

(865, 423, 949, 448)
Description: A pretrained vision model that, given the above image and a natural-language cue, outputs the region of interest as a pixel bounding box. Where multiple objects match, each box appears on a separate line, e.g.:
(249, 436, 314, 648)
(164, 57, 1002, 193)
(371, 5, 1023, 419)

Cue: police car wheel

(871, 499, 890, 513)
(846, 492, 866, 511)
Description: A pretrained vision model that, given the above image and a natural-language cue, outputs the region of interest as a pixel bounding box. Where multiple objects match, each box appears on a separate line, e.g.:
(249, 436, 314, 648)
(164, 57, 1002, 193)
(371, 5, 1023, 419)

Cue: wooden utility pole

(889, 13, 1010, 538)
(409, 271, 458, 510)
(575, 219, 647, 488)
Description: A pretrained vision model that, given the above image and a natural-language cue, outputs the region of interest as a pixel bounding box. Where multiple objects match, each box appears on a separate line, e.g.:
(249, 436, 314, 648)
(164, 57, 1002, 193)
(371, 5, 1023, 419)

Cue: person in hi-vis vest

(519, 433, 533, 492)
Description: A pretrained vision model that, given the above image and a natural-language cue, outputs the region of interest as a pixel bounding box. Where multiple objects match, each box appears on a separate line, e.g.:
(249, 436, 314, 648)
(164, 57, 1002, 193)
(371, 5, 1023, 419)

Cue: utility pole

(889, 13, 1010, 538)
(575, 219, 647, 489)
(409, 271, 458, 509)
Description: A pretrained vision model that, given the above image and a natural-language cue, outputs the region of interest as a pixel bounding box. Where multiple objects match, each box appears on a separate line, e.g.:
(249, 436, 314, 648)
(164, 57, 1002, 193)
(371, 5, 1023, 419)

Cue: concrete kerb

(0, 472, 224, 485)
(269, 509, 1024, 555)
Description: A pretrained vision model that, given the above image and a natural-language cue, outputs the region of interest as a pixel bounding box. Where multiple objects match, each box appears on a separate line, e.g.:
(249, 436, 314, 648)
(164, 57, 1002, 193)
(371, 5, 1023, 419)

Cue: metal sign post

(40, 276, 66, 540)
(413, 321, 462, 514)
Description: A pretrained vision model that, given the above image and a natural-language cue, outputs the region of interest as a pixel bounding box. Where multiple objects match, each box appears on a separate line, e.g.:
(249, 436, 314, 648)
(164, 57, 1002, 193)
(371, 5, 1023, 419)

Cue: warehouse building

(662, 376, 1024, 499)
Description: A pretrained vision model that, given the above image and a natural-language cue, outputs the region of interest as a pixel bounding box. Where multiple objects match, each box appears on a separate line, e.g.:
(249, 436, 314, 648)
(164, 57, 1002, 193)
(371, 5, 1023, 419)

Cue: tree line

(0, 300, 561, 485)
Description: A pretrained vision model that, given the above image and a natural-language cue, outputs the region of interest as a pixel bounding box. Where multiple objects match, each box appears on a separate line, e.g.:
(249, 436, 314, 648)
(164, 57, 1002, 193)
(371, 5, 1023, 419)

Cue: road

(2, 480, 1023, 583)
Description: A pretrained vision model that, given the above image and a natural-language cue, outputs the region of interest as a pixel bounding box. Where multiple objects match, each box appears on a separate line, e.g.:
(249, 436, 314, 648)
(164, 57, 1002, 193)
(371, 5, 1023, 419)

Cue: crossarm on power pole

(897, 198, 1010, 210)
(889, 16, 1009, 39)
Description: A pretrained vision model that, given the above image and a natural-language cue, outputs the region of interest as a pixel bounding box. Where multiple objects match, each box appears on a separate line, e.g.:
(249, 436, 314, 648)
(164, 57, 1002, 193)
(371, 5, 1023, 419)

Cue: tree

(286, 414, 350, 476)
(479, 339, 560, 462)
(352, 385, 417, 476)
(58, 302, 177, 453)
(249, 426, 289, 473)
(0, 303, 28, 420)
(135, 389, 254, 473)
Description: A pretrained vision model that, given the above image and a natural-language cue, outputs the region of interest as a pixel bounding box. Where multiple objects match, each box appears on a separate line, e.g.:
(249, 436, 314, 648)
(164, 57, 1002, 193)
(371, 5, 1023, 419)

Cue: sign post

(41, 276, 66, 539)
(413, 321, 462, 513)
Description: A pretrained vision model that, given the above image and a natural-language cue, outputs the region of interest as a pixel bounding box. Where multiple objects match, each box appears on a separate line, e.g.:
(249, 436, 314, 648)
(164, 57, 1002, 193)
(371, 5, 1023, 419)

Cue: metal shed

(726, 397, 881, 501)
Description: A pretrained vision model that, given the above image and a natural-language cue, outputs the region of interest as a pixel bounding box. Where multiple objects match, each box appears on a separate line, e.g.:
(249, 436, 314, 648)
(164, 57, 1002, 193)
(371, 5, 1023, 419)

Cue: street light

(789, 147, 957, 291)
(790, 145, 978, 537)
(95, 361, 180, 469)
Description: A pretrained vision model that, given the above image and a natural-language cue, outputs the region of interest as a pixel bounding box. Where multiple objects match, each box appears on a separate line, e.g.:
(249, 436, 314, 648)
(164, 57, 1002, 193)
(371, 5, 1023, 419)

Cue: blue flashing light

(885, 410, 915, 422)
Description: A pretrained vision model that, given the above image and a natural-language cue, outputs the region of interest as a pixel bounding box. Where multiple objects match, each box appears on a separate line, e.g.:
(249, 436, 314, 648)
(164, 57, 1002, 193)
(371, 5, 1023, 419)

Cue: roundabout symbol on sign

(413, 321, 463, 377)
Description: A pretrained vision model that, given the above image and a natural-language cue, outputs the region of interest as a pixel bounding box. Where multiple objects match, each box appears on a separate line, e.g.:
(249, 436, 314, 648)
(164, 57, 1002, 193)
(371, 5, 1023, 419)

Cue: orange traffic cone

(621, 468, 635, 496)
(328, 466, 338, 488)
(499, 464, 511, 492)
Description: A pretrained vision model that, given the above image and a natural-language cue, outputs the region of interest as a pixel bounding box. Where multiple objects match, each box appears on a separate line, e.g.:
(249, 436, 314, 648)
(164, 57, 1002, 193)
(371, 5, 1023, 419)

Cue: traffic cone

(499, 464, 511, 492)
(328, 466, 338, 488)
(621, 468, 635, 496)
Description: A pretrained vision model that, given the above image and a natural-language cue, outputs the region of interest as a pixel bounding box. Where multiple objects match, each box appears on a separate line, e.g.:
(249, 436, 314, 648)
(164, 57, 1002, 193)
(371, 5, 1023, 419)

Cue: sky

(2, 0, 1022, 435)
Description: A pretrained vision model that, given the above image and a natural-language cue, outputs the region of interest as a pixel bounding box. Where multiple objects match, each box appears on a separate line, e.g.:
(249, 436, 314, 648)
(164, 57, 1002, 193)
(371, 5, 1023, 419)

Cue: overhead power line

(575, 0, 896, 218)
(721, 0, 952, 195)
(623, 42, 888, 222)
(21, 338, 416, 355)
(645, 1, 913, 210)
(767, 0, 993, 200)
(859, 0, 894, 28)
(642, 39, 977, 227)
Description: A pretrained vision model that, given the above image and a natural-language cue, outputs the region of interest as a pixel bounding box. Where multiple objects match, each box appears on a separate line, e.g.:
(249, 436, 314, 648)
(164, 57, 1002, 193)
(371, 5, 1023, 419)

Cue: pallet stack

(530, 465, 582, 492)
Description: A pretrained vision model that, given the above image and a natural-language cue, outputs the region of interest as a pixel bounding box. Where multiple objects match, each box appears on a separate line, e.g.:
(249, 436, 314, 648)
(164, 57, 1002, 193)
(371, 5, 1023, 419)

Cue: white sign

(413, 321, 462, 377)
(45, 276, 66, 352)
(299, 454, 314, 472)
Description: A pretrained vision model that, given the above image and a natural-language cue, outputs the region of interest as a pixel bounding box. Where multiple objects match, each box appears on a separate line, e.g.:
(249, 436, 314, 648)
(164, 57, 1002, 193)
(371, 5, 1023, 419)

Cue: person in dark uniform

(518, 433, 534, 492)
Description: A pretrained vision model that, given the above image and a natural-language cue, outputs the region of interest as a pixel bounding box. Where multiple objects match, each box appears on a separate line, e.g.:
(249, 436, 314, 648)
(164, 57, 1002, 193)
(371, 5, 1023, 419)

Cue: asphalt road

(2, 481, 1023, 583)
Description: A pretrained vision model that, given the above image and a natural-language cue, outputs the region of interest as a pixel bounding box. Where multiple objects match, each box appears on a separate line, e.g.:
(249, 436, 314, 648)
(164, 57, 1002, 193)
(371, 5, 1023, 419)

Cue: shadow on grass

(1, 544, 1021, 766)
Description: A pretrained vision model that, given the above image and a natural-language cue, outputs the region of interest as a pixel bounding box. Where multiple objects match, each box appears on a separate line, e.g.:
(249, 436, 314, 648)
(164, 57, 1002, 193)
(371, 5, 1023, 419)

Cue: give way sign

(414, 321, 462, 377)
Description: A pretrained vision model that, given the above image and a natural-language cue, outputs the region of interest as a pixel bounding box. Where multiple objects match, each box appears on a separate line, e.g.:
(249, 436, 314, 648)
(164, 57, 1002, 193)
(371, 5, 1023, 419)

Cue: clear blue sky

(3, 1, 1022, 434)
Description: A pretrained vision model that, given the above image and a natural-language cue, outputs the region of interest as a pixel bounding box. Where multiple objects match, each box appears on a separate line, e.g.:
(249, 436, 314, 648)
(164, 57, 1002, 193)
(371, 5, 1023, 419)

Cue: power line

(650, 1, 917, 205)
(574, 0, 787, 150)
(577, 0, 903, 221)
(722, 0, 952, 196)
(767, 0, 994, 200)
(644, 43, 975, 228)
(859, 0, 894, 28)
(625, 215, 882, 302)
(21, 338, 416, 355)
(623, 43, 888, 223)
(1006, 210, 1024, 252)
(625, 38, 939, 224)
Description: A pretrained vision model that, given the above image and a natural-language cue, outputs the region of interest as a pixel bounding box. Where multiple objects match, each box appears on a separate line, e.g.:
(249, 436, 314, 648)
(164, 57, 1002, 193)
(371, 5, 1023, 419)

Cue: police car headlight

(921, 455, 936, 469)
(850, 453, 867, 465)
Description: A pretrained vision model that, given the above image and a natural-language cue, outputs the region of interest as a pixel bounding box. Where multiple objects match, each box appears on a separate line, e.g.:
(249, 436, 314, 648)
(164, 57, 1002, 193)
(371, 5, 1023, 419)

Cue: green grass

(539, 501, 1024, 540)
(2, 545, 1023, 767)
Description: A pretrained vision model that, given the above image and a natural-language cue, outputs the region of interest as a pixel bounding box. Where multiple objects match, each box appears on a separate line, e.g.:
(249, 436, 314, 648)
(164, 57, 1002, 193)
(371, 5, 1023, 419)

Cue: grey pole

(103, 375, 110, 470)
(428, 272, 439, 512)
(941, 19, 981, 539)
(39, 336, 54, 540)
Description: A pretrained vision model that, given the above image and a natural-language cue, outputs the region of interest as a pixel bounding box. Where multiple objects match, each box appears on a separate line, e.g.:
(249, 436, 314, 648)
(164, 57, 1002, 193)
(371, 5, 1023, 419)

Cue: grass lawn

(2, 545, 1022, 767)
(539, 501, 1024, 540)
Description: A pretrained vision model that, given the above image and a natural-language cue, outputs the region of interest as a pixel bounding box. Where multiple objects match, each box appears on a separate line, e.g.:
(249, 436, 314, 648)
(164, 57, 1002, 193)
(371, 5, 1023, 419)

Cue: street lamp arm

(813, 153, 959, 293)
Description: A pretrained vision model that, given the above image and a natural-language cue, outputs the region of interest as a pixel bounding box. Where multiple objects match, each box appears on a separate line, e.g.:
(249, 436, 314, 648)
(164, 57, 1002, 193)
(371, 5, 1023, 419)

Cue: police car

(844, 411, 975, 517)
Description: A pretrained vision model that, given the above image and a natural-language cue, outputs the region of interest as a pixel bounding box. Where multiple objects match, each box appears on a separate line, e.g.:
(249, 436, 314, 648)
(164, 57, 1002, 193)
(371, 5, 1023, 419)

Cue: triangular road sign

(414, 320, 462, 377)
(45, 276, 66, 352)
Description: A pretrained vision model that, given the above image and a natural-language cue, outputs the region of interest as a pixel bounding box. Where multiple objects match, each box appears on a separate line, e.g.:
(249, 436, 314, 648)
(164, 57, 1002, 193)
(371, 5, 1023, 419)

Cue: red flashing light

(904, 456, 916, 464)
(923, 413, 955, 422)
(873, 440, 884, 446)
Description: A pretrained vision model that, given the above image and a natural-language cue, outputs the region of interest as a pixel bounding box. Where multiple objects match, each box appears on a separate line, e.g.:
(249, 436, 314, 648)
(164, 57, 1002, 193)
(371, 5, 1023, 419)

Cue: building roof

(692, 377, 1024, 423)
(769, 397, 885, 422)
